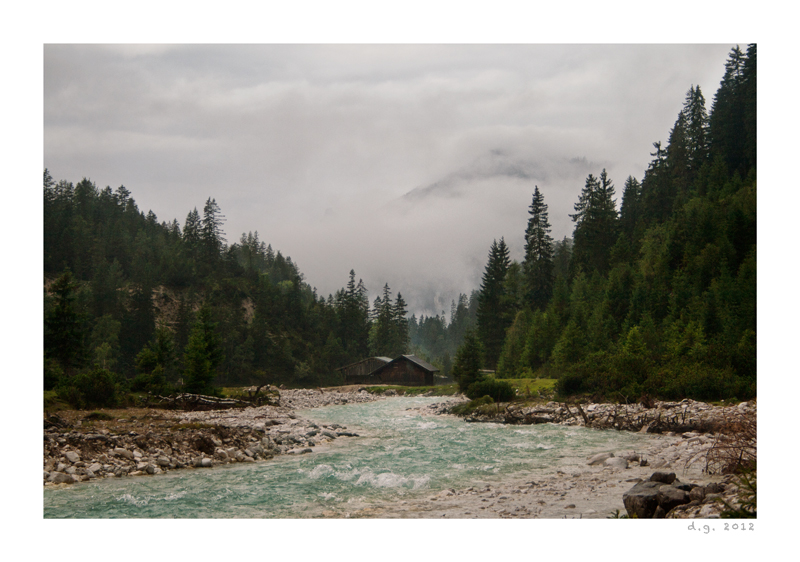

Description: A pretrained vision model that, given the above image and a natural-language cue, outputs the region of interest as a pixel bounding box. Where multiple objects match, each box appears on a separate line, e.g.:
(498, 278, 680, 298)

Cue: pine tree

(393, 292, 410, 355)
(619, 176, 641, 238)
(45, 269, 87, 376)
(570, 170, 618, 276)
(183, 303, 222, 395)
(523, 186, 555, 310)
(476, 238, 512, 370)
(452, 330, 483, 393)
(682, 85, 710, 173)
(709, 45, 753, 177)
(201, 197, 226, 270)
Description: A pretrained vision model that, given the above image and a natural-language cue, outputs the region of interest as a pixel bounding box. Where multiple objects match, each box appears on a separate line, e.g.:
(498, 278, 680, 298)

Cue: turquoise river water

(43, 397, 666, 518)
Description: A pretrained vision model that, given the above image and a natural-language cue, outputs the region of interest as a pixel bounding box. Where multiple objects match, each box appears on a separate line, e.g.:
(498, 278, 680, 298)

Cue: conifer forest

(44, 45, 755, 405)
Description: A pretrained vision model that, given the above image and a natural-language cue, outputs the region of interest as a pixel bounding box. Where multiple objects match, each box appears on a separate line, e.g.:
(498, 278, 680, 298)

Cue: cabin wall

(377, 363, 433, 386)
(340, 358, 388, 379)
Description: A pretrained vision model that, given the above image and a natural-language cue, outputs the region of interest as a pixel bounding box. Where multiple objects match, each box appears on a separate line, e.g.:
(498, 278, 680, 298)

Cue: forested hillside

(43, 181, 424, 398)
(44, 45, 756, 405)
(466, 45, 756, 401)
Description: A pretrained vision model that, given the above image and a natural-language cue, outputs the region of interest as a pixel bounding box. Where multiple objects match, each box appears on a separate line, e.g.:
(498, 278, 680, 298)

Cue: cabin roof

(334, 356, 391, 372)
(370, 354, 439, 374)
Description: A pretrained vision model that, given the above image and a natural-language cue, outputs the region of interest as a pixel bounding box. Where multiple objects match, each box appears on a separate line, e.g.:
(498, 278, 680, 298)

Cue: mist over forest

(44, 44, 755, 405)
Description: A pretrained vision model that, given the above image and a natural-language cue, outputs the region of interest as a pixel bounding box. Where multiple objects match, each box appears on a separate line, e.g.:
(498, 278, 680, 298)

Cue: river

(43, 396, 680, 518)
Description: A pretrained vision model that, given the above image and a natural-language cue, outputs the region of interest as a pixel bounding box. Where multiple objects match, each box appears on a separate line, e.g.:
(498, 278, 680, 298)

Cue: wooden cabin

(336, 357, 392, 385)
(338, 354, 438, 386)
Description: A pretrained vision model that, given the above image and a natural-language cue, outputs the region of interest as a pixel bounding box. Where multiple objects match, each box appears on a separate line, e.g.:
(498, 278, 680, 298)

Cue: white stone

(604, 457, 628, 470)
(587, 452, 614, 465)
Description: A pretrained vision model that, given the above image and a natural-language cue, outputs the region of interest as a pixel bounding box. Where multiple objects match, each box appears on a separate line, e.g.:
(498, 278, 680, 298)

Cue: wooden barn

(336, 356, 392, 385)
(338, 354, 438, 386)
(370, 355, 438, 386)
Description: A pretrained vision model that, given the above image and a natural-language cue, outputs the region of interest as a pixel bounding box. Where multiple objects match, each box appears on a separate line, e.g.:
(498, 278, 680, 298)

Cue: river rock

(656, 486, 690, 513)
(113, 448, 133, 460)
(587, 452, 614, 466)
(689, 486, 707, 502)
(623, 481, 664, 518)
(65, 450, 80, 463)
(649, 472, 677, 484)
(604, 457, 629, 470)
(49, 471, 77, 484)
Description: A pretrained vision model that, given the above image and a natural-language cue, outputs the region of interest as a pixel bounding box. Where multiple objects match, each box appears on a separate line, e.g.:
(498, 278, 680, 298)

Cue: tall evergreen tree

(393, 292, 410, 355)
(183, 303, 223, 394)
(523, 186, 555, 310)
(476, 238, 512, 370)
(709, 45, 754, 177)
(372, 284, 395, 357)
(682, 85, 710, 173)
(570, 170, 618, 276)
(452, 330, 483, 393)
(619, 176, 641, 238)
(44, 269, 87, 377)
(201, 197, 226, 271)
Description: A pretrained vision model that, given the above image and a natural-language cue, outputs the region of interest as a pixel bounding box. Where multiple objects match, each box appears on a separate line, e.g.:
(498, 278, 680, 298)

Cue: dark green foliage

(523, 186, 555, 310)
(570, 170, 618, 277)
(182, 303, 223, 395)
(466, 378, 515, 402)
(720, 465, 756, 518)
(58, 368, 122, 409)
(451, 395, 495, 416)
(370, 284, 410, 358)
(476, 238, 513, 369)
(452, 331, 483, 393)
(44, 270, 87, 376)
(485, 46, 756, 401)
(43, 170, 436, 390)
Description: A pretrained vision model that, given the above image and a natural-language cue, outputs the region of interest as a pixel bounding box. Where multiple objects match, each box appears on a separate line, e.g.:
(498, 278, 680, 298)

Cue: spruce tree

(570, 170, 618, 276)
(476, 238, 512, 370)
(44, 269, 87, 376)
(523, 186, 555, 310)
(452, 330, 483, 393)
(183, 303, 222, 395)
(393, 292, 410, 355)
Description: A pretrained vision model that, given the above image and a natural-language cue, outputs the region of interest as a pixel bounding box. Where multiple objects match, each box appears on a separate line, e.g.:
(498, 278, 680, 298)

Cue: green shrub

(44, 358, 63, 391)
(130, 366, 172, 396)
(83, 411, 114, 421)
(58, 368, 122, 409)
(451, 395, 495, 416)
(466, 378, 515, 402)
(555, 371, 585, 396)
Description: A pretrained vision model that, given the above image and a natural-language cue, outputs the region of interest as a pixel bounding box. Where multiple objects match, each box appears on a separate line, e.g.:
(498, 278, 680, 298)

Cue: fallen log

(155, 393, 252, 411)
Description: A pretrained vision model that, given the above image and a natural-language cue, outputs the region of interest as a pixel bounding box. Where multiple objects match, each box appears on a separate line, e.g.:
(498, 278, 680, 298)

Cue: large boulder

(656, 486, 690, 513)
(623, 481, 664, 518)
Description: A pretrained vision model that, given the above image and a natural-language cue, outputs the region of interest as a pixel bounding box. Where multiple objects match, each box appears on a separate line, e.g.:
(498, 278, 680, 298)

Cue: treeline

(462, 45, 756, 401)
(407, 292, 479, 379)
(43, 177, 420, 400)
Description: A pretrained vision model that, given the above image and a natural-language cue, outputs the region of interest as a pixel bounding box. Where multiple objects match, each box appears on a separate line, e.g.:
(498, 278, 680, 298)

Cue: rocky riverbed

(43, 388, 755, 518)
(43, 388, 379, 486)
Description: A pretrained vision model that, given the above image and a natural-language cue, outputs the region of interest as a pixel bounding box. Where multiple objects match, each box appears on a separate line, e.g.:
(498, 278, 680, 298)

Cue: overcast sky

(44, 44, 735, 317)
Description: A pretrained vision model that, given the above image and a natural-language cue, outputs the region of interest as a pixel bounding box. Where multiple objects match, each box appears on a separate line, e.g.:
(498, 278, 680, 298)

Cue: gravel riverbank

(43, 388, 754, 518)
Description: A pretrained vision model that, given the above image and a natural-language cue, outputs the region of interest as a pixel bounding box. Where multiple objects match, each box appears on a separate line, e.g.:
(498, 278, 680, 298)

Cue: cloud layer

(44, 44, 734, 316)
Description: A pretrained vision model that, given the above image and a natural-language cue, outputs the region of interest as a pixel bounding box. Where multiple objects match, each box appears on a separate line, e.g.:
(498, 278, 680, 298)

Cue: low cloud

(44, 44, 734, 316)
